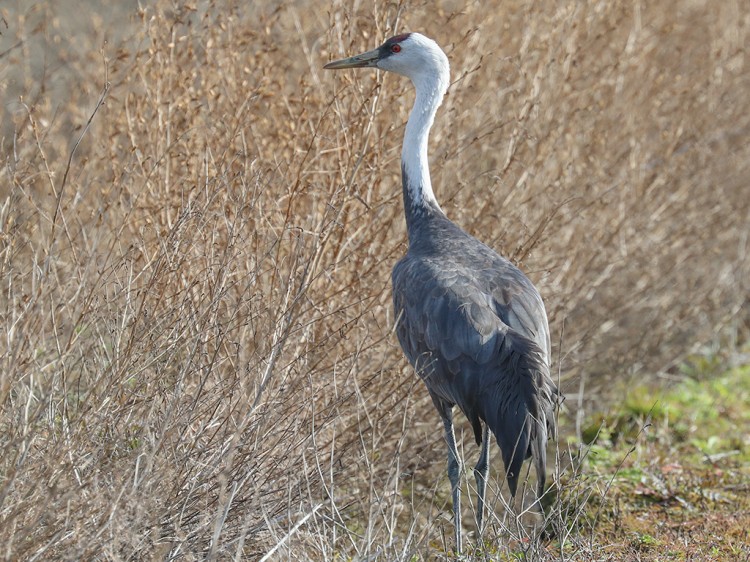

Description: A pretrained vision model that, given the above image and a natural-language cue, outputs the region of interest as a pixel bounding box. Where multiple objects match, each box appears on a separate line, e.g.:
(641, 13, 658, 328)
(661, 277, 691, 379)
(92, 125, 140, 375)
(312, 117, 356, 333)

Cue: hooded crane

(324, 33, 559, 553)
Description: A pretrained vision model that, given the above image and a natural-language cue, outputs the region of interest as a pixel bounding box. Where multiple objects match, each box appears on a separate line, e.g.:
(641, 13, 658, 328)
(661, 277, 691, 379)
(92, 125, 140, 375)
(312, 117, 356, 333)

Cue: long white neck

(401, 71, 449, 227)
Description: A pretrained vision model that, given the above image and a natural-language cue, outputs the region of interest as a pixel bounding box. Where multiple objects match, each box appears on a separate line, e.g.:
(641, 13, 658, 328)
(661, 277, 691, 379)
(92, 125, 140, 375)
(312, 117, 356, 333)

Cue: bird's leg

(442, 413, 462, 555)
(474, 424, 490, 539)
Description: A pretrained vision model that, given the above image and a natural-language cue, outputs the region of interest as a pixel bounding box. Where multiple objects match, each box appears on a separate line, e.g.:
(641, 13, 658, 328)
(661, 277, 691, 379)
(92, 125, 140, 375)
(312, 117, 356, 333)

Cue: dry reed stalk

(0, 0, 747, 559)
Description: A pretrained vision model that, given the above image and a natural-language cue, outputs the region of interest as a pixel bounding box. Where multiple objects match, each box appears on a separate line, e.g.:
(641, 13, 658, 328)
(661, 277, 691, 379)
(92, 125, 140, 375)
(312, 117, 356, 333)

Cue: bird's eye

(391, 44, 402, 53)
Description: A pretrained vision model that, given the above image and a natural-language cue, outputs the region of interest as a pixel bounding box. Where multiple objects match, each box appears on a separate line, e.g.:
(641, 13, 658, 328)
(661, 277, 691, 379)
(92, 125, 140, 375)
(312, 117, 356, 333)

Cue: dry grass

(0, 0, 748, 559)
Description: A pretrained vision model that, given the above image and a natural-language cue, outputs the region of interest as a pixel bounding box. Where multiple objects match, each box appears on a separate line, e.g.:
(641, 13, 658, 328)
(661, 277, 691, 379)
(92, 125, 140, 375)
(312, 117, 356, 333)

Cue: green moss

(565, 355, 750, 560)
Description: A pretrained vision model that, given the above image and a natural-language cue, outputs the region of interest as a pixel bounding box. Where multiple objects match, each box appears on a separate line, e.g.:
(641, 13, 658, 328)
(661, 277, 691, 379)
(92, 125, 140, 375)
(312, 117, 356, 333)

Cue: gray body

(393, 171, 558, 502)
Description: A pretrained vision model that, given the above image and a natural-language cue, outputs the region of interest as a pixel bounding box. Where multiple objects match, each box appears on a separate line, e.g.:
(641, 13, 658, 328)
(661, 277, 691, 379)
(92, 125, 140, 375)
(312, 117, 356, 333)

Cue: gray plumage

(393, 180, 557, 497)
(325, 32, 560, 553)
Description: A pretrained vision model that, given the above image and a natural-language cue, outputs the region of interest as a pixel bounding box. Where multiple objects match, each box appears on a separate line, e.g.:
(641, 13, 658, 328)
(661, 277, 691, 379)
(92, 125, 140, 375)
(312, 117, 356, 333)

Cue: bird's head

(324, 33, 449, 95)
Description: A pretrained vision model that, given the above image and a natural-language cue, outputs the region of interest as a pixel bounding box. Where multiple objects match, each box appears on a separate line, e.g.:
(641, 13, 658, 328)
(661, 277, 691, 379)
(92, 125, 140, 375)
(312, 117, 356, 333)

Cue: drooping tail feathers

(479, 331, 559, 499)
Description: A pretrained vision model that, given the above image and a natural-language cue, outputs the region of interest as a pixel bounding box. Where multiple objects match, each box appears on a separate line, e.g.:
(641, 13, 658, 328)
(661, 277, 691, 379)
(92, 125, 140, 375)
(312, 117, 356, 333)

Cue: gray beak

(323, 47, 380, 70)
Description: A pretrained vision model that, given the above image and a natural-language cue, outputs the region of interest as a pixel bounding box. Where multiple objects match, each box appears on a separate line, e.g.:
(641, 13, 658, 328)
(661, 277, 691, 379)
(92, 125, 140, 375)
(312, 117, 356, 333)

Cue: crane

(324, 32, 559, 553)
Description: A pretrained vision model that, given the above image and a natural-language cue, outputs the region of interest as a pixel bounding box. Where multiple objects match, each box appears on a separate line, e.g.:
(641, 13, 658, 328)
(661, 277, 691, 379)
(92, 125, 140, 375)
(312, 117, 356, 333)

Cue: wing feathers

(393, 253, 558, 497)
(479, 331, 553, 497)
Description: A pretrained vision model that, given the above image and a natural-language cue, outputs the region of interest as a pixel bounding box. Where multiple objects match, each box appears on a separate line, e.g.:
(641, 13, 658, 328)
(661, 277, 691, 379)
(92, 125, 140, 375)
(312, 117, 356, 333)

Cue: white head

(324, 33, 450, 97)
(325, 33, 450, 216)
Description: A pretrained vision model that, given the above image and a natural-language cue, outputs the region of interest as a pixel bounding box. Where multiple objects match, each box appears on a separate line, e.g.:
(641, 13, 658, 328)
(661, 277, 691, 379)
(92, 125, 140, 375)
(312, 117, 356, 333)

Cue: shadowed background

(1, 0, 748, 559)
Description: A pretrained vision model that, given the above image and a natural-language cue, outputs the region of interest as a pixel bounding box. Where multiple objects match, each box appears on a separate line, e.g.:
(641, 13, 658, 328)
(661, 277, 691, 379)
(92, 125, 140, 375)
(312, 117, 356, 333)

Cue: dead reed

(0, 0, 747, 559)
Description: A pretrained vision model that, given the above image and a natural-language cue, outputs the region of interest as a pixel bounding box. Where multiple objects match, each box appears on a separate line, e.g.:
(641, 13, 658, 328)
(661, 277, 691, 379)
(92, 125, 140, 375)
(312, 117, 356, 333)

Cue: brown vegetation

(1, 0, 748, 559)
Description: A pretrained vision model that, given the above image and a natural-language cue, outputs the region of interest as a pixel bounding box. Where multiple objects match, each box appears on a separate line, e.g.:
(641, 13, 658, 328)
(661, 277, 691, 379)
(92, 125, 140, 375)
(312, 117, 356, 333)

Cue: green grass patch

(562, 360, 750, 560)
